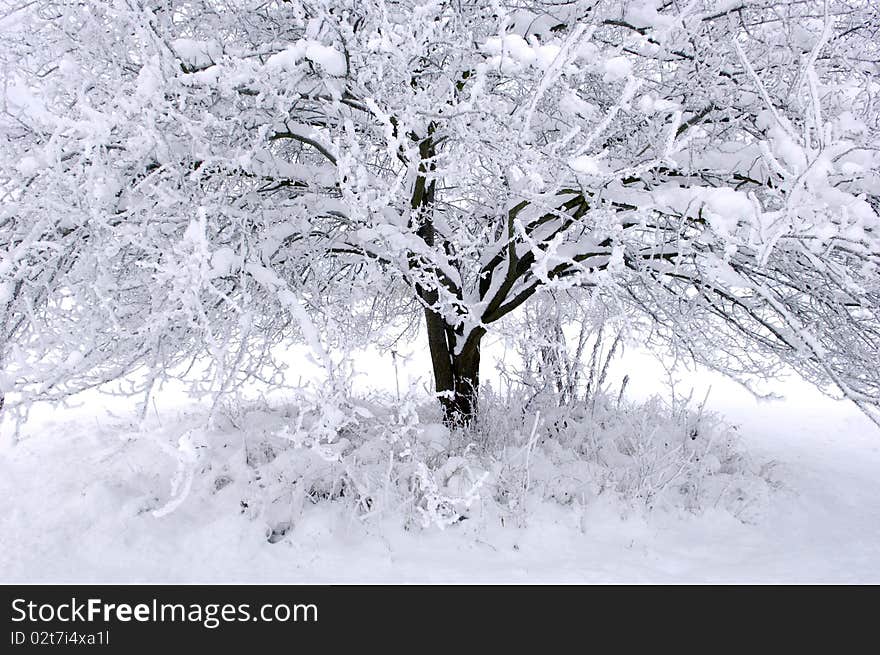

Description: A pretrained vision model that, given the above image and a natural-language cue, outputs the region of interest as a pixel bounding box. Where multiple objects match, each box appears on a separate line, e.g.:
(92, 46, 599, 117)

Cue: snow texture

(1, 357, 878, 583)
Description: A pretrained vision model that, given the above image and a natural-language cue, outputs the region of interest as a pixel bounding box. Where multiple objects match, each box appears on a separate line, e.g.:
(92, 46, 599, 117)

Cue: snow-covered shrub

(481, 287, 779, 524)
(152, 379, 776, 542)
(475, 387, 779, 524)
(186, 386, 492, 538)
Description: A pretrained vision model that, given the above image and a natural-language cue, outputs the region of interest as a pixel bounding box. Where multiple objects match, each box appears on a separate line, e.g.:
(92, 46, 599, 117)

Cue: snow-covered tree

(1, 0, 878, 426)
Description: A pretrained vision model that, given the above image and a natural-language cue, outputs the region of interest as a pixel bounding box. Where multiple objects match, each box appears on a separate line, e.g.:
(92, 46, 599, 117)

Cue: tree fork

(422, 305, 484, 427)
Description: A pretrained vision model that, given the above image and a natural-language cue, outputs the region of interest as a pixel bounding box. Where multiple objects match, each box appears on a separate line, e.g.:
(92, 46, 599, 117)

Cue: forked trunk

(423, 307, 483, 428)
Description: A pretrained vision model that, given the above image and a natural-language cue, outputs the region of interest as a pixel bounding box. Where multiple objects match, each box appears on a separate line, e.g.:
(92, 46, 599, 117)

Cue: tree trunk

(409, 125, 483, 426)
(423, 306, 483, 428)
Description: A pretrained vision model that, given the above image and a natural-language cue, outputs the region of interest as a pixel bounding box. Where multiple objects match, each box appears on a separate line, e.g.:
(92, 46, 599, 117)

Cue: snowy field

(2, 348, 878, 584)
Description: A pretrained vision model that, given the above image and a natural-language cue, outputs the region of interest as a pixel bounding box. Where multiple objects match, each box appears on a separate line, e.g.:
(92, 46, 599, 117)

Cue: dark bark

(423, 306, 483, 427)
(408, 123, 485, 426)
(447, 331, 481, 426)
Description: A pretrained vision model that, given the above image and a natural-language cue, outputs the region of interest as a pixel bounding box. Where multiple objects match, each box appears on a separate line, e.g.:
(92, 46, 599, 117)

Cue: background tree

(1, 0, 878, 427)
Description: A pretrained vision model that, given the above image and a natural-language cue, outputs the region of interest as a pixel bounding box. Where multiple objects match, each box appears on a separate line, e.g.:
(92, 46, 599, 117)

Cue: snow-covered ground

(1, 351, 879, 583)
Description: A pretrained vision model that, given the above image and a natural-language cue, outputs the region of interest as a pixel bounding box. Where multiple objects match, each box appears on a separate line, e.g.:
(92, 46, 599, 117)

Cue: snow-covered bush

(152, 381, 776, 541)
(479, 387, 778, 525)
(482, 289, 777, 524)
(185, 387, 490, 536)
